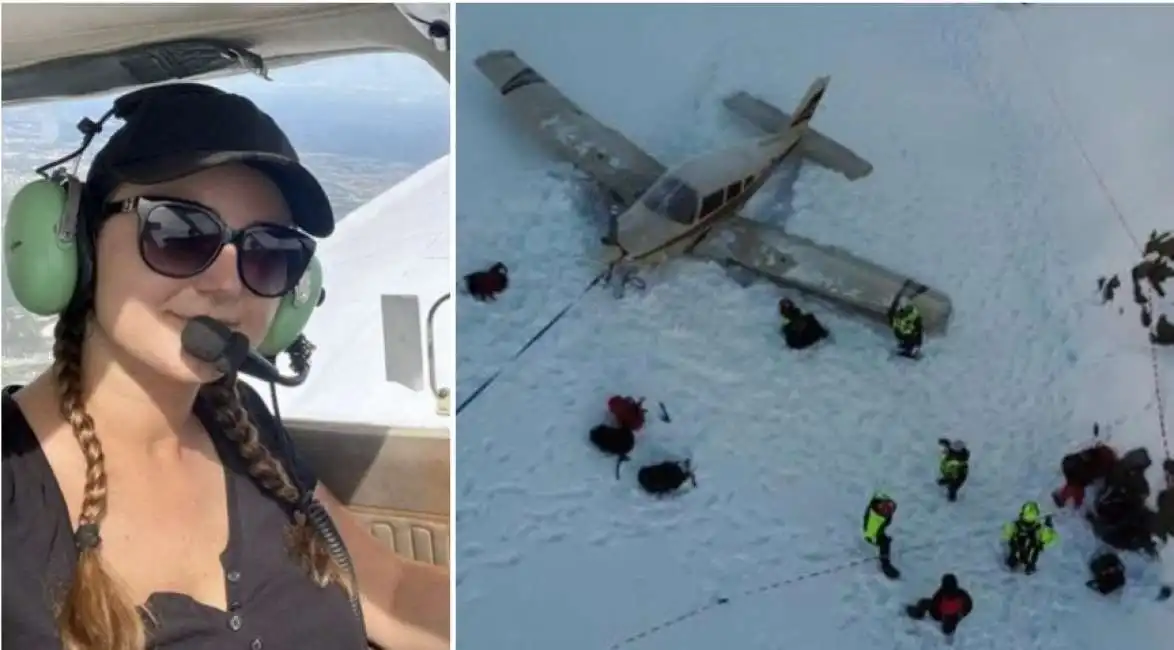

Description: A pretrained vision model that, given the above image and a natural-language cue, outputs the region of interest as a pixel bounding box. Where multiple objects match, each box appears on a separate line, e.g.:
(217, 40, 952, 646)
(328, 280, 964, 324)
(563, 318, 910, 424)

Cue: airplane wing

(694, 216, 952, 335)
(474, 50, 665, 209)
(723, 91, 874, 181)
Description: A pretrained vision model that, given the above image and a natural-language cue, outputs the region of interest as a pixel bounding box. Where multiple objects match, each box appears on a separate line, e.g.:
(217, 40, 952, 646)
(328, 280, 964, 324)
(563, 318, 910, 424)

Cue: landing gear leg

(608, 262, 645, 298)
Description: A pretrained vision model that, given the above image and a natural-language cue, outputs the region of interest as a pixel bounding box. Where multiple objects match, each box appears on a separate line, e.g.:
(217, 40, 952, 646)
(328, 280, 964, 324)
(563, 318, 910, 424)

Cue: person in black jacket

(1156, 459, 1174, 545)
(777, 298, 829, 350)
(1052, 432, 1117, 509)
(906, 573, 973, 638)
(1090, 447, 1158, 555)
(1151, 314, 1174, 346)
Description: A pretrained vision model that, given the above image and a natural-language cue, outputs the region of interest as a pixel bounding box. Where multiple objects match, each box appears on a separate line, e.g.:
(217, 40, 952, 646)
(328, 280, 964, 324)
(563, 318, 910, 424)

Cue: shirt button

(226, 570, 241, 583)
(250, 639, 263, 650)
(229, 601, 241, 611)
(228, 614, 242, 631)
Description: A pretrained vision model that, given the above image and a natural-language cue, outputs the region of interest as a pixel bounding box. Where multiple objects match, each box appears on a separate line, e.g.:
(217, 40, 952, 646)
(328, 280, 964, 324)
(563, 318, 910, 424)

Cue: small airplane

(474, 50, 953, 335)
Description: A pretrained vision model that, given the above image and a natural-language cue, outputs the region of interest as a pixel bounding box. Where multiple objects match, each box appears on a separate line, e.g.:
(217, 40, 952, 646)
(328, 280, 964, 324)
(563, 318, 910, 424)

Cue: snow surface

(248, 154, 452, 430)
(455, 4, 1174, 650)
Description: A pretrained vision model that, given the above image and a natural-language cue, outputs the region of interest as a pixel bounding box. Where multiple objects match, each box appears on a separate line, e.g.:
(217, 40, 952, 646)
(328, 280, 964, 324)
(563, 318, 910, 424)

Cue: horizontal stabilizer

(724, 91, 873, 181)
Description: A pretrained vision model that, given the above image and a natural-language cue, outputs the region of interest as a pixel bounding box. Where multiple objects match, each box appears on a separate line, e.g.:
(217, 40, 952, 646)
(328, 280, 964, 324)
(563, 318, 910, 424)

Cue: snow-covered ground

(249, 155, 453, 429)
(455, 5, 1174, 650)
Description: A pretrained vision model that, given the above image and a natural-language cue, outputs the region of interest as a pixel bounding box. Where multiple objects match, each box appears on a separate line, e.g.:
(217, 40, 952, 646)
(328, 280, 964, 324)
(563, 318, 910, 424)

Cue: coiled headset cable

(265, 338, 367, 641)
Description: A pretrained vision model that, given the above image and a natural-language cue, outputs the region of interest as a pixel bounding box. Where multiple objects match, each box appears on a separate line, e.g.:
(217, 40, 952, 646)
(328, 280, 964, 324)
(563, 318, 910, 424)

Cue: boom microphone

(181, 316, 310, 387)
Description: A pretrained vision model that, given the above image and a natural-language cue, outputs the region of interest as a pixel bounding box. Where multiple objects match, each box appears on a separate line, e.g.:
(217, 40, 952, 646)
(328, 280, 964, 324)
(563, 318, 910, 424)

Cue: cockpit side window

(641, 176, 699, 225)
(724, 181, 742, 202)
(640, 177, 679, 209)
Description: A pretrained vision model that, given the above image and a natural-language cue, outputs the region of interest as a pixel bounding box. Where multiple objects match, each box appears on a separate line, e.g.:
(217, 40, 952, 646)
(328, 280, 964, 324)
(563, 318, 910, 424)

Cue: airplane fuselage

(613, 124, 809, 265)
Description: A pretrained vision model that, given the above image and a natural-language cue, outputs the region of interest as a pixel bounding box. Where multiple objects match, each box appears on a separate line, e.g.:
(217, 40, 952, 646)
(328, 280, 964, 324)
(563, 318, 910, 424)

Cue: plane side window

(724, 181, 742, 201)
(699, 189, 724, 219)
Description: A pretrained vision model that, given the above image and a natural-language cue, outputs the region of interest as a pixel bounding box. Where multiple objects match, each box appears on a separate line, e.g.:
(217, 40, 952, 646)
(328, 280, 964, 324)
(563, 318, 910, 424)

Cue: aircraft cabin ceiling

(1, 3, 450, 105)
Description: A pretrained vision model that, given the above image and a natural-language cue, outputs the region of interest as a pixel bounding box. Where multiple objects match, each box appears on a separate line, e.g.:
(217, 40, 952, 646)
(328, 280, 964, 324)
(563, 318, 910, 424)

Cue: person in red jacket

(1053, 431, 1118, 509)
(608, 395, 647, 431)
(905, 573, 973, 639)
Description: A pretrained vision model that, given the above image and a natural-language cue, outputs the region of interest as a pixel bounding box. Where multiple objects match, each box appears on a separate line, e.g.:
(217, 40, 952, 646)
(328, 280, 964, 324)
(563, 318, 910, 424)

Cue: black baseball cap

(86, 83, 334, 238)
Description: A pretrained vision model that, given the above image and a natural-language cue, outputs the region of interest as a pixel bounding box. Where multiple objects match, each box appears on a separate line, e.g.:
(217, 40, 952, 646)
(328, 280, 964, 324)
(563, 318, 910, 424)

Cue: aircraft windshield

(639, 175, 698, 225)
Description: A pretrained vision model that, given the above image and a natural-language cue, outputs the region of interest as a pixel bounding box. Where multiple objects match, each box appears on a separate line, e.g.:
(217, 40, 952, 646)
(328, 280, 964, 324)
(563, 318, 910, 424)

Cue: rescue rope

(605, 551, 873, 647)
(457, 271, 607, 415)
(458, 253, 650, 416)
(1005, 12, 1170, 459)
(1151, 345, 1171, 459)
(1004, 18, 1140, 251)
(605, 513, 1030, 650)
(607, 553, 883, 649)
(608, 556, 868, 649)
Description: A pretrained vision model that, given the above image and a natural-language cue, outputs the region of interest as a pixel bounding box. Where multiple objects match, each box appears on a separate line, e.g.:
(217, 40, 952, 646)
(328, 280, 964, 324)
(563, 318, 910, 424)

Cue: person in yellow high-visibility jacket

(863, 491, 900, 579)
(936, 439, 970, 502)
(887, 283, 925, 359)
(1002, 501, 1057, 575)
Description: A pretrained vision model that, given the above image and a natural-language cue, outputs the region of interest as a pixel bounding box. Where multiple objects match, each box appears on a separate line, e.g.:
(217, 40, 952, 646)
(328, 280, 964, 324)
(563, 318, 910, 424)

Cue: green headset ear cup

(3, 179, 80, 316)
(258, 255, 324, 357)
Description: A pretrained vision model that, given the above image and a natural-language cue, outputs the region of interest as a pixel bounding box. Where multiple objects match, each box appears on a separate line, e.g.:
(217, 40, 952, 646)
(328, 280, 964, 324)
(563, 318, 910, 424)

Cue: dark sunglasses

(105, 196, 317, 298)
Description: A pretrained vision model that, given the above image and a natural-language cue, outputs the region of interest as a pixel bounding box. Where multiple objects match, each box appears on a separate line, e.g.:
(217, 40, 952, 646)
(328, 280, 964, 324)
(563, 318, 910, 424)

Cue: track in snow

(455, 5, 1174, 650)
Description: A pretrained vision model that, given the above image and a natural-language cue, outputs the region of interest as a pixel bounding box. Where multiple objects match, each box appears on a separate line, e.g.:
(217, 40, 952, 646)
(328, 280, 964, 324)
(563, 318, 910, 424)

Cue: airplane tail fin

(788, 75, 830, 129)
